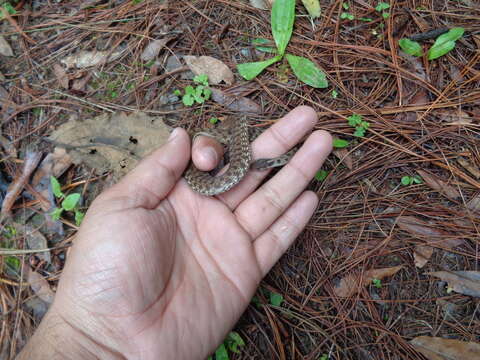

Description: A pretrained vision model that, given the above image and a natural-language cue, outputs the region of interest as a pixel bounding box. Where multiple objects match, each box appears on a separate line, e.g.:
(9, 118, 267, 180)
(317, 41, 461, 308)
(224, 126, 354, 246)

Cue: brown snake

(184, 116, 295, 196)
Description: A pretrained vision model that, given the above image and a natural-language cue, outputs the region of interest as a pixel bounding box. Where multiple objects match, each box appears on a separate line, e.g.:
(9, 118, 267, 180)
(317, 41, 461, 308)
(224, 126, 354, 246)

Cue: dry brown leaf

(427, 271, 480, 297)
(467, 194, 480, 213)
(210, 88, 261, 113)
(141, 38, 169, 61)
(333, 148, 353, 170)
(184, 55, 234, 85)
(417, 169, 460, 200)
(457, 158, 480, 179)
(61, 49, 124, 69)
(0, 35, 13, 57)
(396, 216, 463, 249)
(410, 336, 480, 360)
(49, 112, 171, 181)
(414, 245, 433, 268)
(25, 226, 51, 264)
(28, 268, 55, 304)
(53, 63, 69, 89)
(249, 0, 273, 10)
(334, 265, 403, 297)
(438, 109, 472, 125)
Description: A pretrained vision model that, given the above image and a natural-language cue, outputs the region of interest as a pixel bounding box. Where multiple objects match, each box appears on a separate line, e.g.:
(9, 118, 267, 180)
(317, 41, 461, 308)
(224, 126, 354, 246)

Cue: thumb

(103, 128, 191, 209)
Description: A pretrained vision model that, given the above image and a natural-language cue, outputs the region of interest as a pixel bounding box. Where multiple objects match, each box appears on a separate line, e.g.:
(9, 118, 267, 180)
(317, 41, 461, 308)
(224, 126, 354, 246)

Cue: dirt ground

(0, 0, 479, 359)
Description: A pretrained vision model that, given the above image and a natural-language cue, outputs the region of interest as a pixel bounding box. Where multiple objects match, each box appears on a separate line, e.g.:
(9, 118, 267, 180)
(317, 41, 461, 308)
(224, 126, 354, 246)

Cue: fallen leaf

(467, 194, 480, 213)
(414, 245, 433, 268)
(438, 109, 472, 125)
(457, 158, 480, 179)
(25, 226, 51, 264)
(249, 0, 273, 10)
(333, 148, 353, 170)
(61, 49, 124, 69)
(210, 88, 261, 113)
(301, 0, 321, 18)
(53, 63, 69, 89)
(184, 55, 234, 85)
(396, 216, 463, 249)
(27, 268, 55, 304)
(49, 112, 171, 181)
(0, 35, 13, 57)
(410, 336, 480, 360)
(416, 169, 460, 200)
(0, 84, 16, 122)
(427, 271, 480, 297)
(141, 38, 169, 61)
(334, 265, 403, 297)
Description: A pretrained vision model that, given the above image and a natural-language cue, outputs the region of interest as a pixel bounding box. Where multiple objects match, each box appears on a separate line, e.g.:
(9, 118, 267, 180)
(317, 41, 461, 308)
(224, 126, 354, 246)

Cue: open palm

(45, 107, 332, 360)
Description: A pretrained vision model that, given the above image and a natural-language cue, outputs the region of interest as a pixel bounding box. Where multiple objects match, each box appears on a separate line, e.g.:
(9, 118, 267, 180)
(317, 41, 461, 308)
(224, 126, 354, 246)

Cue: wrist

(17, 305, 124, 360)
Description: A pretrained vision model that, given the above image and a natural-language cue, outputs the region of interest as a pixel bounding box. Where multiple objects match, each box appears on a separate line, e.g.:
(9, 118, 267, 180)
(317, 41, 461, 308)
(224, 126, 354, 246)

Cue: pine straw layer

(0, 0, 479, 358)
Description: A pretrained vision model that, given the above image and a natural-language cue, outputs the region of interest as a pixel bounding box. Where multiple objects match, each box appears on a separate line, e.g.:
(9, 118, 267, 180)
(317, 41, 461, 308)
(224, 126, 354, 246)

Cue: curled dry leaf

(416, 169, 460, 200)
(334, 265, 403, 297)
(414, 245, 433, 268)
(141, 38, 169, 61)
(61, 49, 124, 69)
(410, 336, 480, 360)
(53, 63, 69, 89)
(0, 35, 14, 57)
(457, 158, 480, 179)
(27, 268, 55, 304)
(184, 55, 234, 85)
(210, 88, 261, 113)
(427, 271, 480, 297)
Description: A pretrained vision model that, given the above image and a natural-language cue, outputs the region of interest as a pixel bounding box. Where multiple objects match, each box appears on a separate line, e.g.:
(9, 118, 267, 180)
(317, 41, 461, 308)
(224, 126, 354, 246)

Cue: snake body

(184, 116, 294, 196)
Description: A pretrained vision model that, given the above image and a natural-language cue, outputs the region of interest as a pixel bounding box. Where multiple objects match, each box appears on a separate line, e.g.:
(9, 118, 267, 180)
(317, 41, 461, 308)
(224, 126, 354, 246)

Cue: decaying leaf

(210, 88, 261, 113)
(61, 49, 124, 69)
(28, 268, 55, 304)
(301, 0, 321, 18)
(49, 112, 171, 181)
(0, 35, 14, 57)
(396, 216, 463, 249)
(184, 55, 234, 85)
(249, 0, 273, 10)
(141, 38, 169, 61)
(467, 194, 480, 213)
(457, 158, 480, 179)
(438, 109, 472, 125)
(416, 169, 460, 200)
(53, 63, 69, 89)
(427, 271, 480, 297)
(414, 245, 433, 268)
(334, 265, 403, 297)
(333, 148, 353, 170)
(410, 336, 480, 360)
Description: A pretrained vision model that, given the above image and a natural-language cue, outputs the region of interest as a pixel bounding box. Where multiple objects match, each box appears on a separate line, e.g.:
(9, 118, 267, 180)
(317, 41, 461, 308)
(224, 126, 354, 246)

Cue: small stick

(408, 28, 449, 42)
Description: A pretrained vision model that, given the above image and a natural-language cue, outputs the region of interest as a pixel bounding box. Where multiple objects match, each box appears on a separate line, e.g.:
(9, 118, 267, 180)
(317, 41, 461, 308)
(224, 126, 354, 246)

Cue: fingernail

(168, 128, 180, 142)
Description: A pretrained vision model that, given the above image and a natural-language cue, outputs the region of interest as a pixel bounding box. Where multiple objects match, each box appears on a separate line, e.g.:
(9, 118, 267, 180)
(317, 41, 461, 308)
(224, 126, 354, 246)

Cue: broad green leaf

(375, 2, 390, 12)
(227, 332, 245, 353)
(75, 210, 85, 226)
(347, 114, 362, 126)
(51, 207, 63, 220)
(271, 0, 295, 55)
(301, 0, 321, 19)
(353, 127, 366, 137)
(252, 38, 277, 53)
(214, 344, 229, 360)
(427, 28, 464, 60)
(209, 117, 219, 124)
(182, 94, 194, 106)
(401, 176, 412, 185)
(237, 55, 282, 80)
(50, 176, 64, 198)
(286, 54, 328, 88)
(315, 170, 329, 181)
(340, 12, 354, 20)
(412, 175, 422, 184)
(5, 256, 20, 272)
(270, 292, 284, 306)
(342, 3, 349, 10)
(193, 74, 208, 85)
(0, 3, 17, 19)
(398, 38, 422, 57)
(62, 193, 81, 211)
(333, 138, 349, 148)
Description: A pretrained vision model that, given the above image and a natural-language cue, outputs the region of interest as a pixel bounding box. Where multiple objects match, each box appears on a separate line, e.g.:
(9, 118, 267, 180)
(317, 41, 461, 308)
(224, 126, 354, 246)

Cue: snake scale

(184, 116, 295, 196)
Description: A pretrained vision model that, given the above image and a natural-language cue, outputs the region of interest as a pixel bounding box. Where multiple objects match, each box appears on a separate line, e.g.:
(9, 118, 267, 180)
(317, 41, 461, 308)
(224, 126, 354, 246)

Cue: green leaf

(50, 176, 64, 198)
(412, 175, 423, 184)
(203, 87, 212, 100)
(333, 138, 349, 148)
(214, 344, 229, 360)
(401, 176, 412, 186)
(372, 278, 382, 288)
(270, 292, 284, 306)
(1, 3, 17, 19)
(427, 28, 464, 60)
(382, 12, 390, 19)
(173, 89, 181, 96)
(51, 207, 63, 220)
(342, 2, 349, 10)
(353, 127, 366, 137)
(331, 89, 338, 98)
(5, 256, 20, 272)
(209, 117, 219, 124)
(237, 55, 282, 80)
(347, 114, 362, 126)
(182, 94, 194, 106)
(285, 54, 328, 88)
(315, 169, 329, 181)
(252, 38, 277, 53)
(301, 0, 321, 19)
(62, 193, 81, 211)
(193, 74, 209, 86)
(271, 0, 295, 55)
(340, 12, 354, 20)
(75, 210, 85, 226)
(375, 2, 390, 12)
(184, 85, 195, 95)
(359, 17, 373, 22)
(398, 38, 422, 57)
(227, 332, 245, 353)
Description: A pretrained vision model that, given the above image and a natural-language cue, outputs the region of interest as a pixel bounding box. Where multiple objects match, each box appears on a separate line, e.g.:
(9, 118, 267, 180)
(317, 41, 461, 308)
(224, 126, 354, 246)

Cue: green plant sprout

(347, 114, 370, 137)
(340, 12, 354, 20)
(180, 74, 212, 106)
(270, 292, 284, 306)
(375, 2, 390, 19)
(401, 175, 422, 186)
(0, 2, 17, 20)
(50, 176, 85, 226)
(333, 138, 349, 148)
(315, 169, 329, 181)
(237, 0, 328, 89)
(208, 332, 245, 360)
(372, 278, 382, 288)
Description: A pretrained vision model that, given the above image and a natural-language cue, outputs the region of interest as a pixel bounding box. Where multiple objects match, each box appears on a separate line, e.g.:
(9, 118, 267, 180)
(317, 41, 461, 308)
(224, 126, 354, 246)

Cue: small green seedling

(401, 175, 422, 186)
(269, 292, 284, 306)
(340, 12, 354, 20)
(180, 74, 212, 106)
(342, 3, 349, 10)
(319, 354, 329, 360)
(315, 170, 329, 181)
(237, 0, 328, 88)
(331, 89, 338, 98)
(208, 332, 245, 360)
(50, 176, 85, 226)
(427, 27, 464, 60)
(372, 278, 382, 288)
(347, 114, 370, 137)
(398, 38, 422, 57)
(209, 117, 219, 124)
(0, 2, 17, 20)
(333, 138, 349, 148)
(375, 2, 390, 19)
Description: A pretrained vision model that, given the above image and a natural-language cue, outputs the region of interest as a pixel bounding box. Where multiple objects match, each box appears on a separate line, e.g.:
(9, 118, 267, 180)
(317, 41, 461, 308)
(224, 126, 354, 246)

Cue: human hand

(17, 106, 332, 360)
